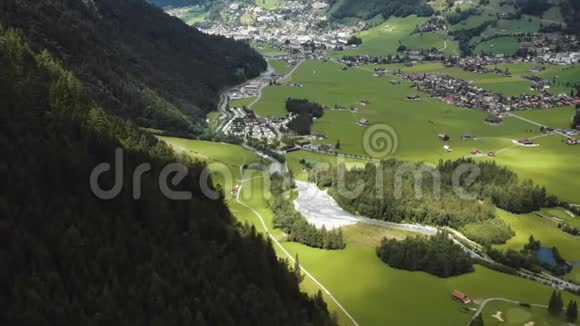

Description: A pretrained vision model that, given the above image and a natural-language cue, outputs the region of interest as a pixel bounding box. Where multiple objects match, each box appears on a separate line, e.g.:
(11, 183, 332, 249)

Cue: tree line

(269, 174, 346, 250)
(310, 159, 552, 245)
(376, 231, 474, 278)
(0, 25, 335, 326)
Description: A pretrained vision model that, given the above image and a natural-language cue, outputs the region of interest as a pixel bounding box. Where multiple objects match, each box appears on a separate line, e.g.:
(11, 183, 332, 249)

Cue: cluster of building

(197, 1, 363, 50)
(221, 107, 295, 141)
(397, 73, 580, 111)
(415, 14, 447, 33)
(520, 33, 579, 55)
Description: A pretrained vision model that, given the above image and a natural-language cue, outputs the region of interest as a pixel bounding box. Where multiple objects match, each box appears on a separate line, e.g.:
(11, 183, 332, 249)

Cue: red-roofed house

(451, 290, 471, 304)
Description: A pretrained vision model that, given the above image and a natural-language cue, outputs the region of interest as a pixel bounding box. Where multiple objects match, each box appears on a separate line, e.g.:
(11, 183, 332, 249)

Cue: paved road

(236, 168, 360, 326)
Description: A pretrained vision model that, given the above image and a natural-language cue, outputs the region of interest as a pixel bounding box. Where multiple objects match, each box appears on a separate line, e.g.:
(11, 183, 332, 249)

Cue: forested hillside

(0, 26, 334, 325)
(0, 0, 266, 136)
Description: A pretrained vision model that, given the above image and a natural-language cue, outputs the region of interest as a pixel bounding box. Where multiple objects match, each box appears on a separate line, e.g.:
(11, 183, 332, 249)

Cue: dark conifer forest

(0, 0, 266, 136)
(0, 11, 334, 326)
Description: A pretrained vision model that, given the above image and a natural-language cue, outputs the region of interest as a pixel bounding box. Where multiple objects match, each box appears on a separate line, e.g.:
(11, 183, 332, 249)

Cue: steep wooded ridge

(0, 0, 266, 136)
(0, 19, 334, 326)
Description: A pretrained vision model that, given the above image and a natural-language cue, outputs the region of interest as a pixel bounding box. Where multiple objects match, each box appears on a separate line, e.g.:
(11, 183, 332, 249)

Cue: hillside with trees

(0, 25, 335, 325)
(0, 0, 266, 137)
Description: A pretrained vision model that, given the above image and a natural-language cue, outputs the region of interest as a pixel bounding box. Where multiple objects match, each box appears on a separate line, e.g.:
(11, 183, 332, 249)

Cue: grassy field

(541, 207, 580, 229)
(483, 17, 542, 37)
(251, 60, 580, 201)
(495, 210, 580, 262)
(269, 59, 291, 74)
(333, 15, 429, 57)
(475, 36, 521, 56)
(480, 301, 571, 326)
(400, 32, 461, 56)
(286, 150, 369, 181)
(449, 13, 497, 31)
(207, 111, 220, 129)
(229, 97, 256, 109)
(162, 137, 580, 325)
(157, 137, 264, 195)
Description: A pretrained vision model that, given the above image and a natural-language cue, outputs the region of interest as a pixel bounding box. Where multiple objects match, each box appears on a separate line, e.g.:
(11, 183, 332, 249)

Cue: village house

(451, 291, 471, 304)
(357, 118, 369, 126)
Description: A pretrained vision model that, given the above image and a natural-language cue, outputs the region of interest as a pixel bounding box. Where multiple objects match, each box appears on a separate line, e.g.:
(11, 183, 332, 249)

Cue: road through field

(236, 167, 360, 326)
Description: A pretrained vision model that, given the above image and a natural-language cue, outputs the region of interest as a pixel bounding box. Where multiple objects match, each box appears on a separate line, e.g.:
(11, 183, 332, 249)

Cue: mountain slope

(0, 25, 335, 325)
(0, 0, 266, 136)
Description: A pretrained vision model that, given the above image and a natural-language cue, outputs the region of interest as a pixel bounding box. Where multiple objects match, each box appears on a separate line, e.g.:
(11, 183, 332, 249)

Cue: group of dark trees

(449, 21, 495, 56)
(0, 14, 336, 326)
(515, 0, 550, 16)
(0, 0, 266, 137)
(560, 0, 580, 35)
(329, 0, 433, 20)
(285, 98, 325, 135)
(447, 8, 478, 25)
(548, 291, 579, 322)
(346, 35, 363, 46)
(549, 291, 578, 322)
(438, 159, 550, 214)
(376, 231, 474, 277)
(269, 174, 346, 250)
(311, 159, 552, 245)
(560, 223, 580, 236)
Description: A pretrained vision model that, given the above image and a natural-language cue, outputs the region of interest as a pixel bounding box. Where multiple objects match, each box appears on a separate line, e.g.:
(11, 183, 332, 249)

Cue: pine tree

(548, 290, 558, 314)
(335, 139, 341, 150)
(550, 292, 564, 315)
(470, 313, 484, 326)
(567, 300, 578, 323)
(294, 254, 304, 283)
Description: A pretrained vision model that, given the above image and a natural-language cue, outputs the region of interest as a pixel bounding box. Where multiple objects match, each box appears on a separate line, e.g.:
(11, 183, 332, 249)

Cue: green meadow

(400, 32, 461, 56)
(251, 59, 580, 201)
(161, 135, 580, 326)
(475, 36, 521, 56)
(334, 15, 429, 57)
(269, 59, 292, 74)
(481, 301, 571, 326)
(286, 150, 369, 181)
(229, 97, 256, 109)
(495, 210, 580, 262)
